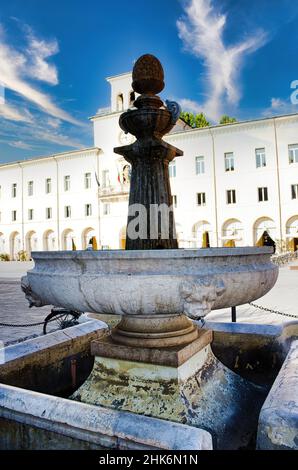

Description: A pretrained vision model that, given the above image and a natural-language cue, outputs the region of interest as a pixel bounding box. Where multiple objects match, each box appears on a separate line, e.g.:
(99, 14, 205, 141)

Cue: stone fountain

(20, 55, 281, 449)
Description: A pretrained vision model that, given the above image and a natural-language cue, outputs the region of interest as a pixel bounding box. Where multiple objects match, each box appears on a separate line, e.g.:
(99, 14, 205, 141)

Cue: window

(85, 203, 92, 216)
(172, 195, 177, 208)
(258, 187, 268, 202)
(46, 207, 52, 219)
(117, 94, 124, 111)
(28, 209, 34, 220)
(169, 161, 176, 178)
(224, 152, 234, 172)
(255, 148, 266, 168)
(64, 175, 70, 191)
(226, 189, 236, 204)
(289, 144, 298, 164)
(64, 205, 71, 218)
(102, 170, 110, 188)
(12, 183, 17, 198)
(197, 192, 206, 206)
(28, 181, 33, 196)
(291, 184, 298, 199)
(195, 156, 205, 175)
(103, 203, 110, 215)
(45, 178, 52, 194)
(12, 210, 17, 221)
(84, 172, 91, 189)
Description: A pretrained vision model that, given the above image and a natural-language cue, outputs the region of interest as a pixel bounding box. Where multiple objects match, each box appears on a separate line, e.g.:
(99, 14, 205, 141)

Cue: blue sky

(0, 0, 298, 163)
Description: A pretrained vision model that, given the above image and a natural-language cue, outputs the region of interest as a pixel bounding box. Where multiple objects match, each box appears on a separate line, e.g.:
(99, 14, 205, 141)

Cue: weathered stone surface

(257, 339, 298, 450)
(72, 343, 266, 449)
(0, 320, 108, 396)
(0, 384, 212, 450)
(23, 247, 278, 321)
(91, 328, 212, 367)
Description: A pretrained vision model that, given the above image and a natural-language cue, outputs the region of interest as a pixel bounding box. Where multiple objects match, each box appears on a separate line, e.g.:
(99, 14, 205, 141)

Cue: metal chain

(249, 302, 298, 319)
(0, 314, 65, 328)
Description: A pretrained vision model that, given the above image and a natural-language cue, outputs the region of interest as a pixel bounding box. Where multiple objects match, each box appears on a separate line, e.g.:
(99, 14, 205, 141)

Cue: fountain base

(71, 329, 266, 449)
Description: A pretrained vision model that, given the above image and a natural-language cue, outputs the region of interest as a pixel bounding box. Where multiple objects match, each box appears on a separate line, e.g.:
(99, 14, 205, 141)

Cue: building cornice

(0, 147, 101, 170)
(166, 112, 298, 140)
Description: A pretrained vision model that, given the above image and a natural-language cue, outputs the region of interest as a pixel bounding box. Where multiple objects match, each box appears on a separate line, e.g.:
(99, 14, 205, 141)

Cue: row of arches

(2, 216, 298, 258)
(2, 227, 97, 260)
(190, 216, 298, 248)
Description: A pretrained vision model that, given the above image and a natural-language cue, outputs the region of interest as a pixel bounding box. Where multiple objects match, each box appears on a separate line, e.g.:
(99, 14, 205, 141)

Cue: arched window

(117, 94, 124, 111)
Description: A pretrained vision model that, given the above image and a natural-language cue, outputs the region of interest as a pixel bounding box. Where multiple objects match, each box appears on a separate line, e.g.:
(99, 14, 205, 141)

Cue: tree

(180, 111, 210, 128)
(219, 115, 237, 125)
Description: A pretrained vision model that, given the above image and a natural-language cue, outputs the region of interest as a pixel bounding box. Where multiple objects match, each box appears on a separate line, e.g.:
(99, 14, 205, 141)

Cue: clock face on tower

(119, 131, 134, 145)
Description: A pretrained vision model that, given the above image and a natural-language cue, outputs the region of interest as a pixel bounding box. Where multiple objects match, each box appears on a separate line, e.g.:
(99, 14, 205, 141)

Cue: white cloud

(262, 97, 298, 116)
(178, 98, 204, 115)
(0, 103, 33, 122)
(0, 24, 82, 126)
(46, 117, 62, 129)
(177, 0, 268, 120)
(8, 140, 32, 150)
(25, 29, 59, 85)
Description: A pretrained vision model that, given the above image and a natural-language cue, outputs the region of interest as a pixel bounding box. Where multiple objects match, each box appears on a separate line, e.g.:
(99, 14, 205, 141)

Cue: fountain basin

(119, 107, 173, 139)
(22, 247, 278, 319)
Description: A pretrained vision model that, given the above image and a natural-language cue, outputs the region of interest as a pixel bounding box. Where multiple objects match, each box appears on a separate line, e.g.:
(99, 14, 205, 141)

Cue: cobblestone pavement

(0, 279, 52, 345)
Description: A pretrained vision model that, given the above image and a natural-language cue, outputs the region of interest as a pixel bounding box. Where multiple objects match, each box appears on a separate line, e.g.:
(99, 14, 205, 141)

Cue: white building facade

(1, 72, 298, 259)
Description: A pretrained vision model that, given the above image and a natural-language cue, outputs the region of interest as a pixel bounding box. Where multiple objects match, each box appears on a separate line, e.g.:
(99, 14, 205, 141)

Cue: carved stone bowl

(23, 247, 277, 319)
(22, 247, 278, 347)
(119, 107, 174, 140)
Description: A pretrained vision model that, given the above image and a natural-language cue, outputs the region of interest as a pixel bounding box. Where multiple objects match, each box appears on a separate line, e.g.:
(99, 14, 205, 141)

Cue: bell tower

(106, 72, 136, 112)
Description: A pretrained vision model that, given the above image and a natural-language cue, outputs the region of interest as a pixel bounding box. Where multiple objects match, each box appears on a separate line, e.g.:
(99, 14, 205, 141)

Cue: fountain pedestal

(72, 328, 265, 449)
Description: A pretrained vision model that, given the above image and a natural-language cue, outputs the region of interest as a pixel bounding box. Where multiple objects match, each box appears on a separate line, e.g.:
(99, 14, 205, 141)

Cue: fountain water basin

(22, 247, 277, 348)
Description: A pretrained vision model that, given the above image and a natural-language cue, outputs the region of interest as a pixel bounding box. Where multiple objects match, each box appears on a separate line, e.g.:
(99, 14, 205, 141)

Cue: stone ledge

(0, 384, 212, 450)
(1, 320, 108, 371)
(257, 339, 298, 449)
(91, 328, 212, 367)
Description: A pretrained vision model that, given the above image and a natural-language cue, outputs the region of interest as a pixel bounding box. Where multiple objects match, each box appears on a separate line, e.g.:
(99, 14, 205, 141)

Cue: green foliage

(17, 250, 28, 261)
(0, 253, 10, 261)
(180, 111, 210, 128)
(219, 115, 237, 124)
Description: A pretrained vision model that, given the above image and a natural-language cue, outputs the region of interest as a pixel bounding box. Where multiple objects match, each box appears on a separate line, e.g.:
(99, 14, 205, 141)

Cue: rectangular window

(103, 203, 110, 215)
(224, 152, 234, 172)
(226, 189, 236, 204)
(172, 195, 177, 208)
(28, 181, 33, 196)
(102, 170, 110, 188)
(12, 183, 17, 198)
(28, 209, 34, 220)
(258, 187, 268, 202)
(197, 192, 206, 206)
(45, 178, 52, 194)
(169, 161, 176, 178)
(85, 203, 92, 216)
(289, 144, 298, 164)
(85, 172, 91, 189)
(255, 148, 266, 168)
(291, 184, 298, 199)
(64, 205, 71, 218)
(195, 156, 205, 175)
(46, 207, 52, 219)
(64, 175, 70, 191)
(12, 210, 17, 221)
